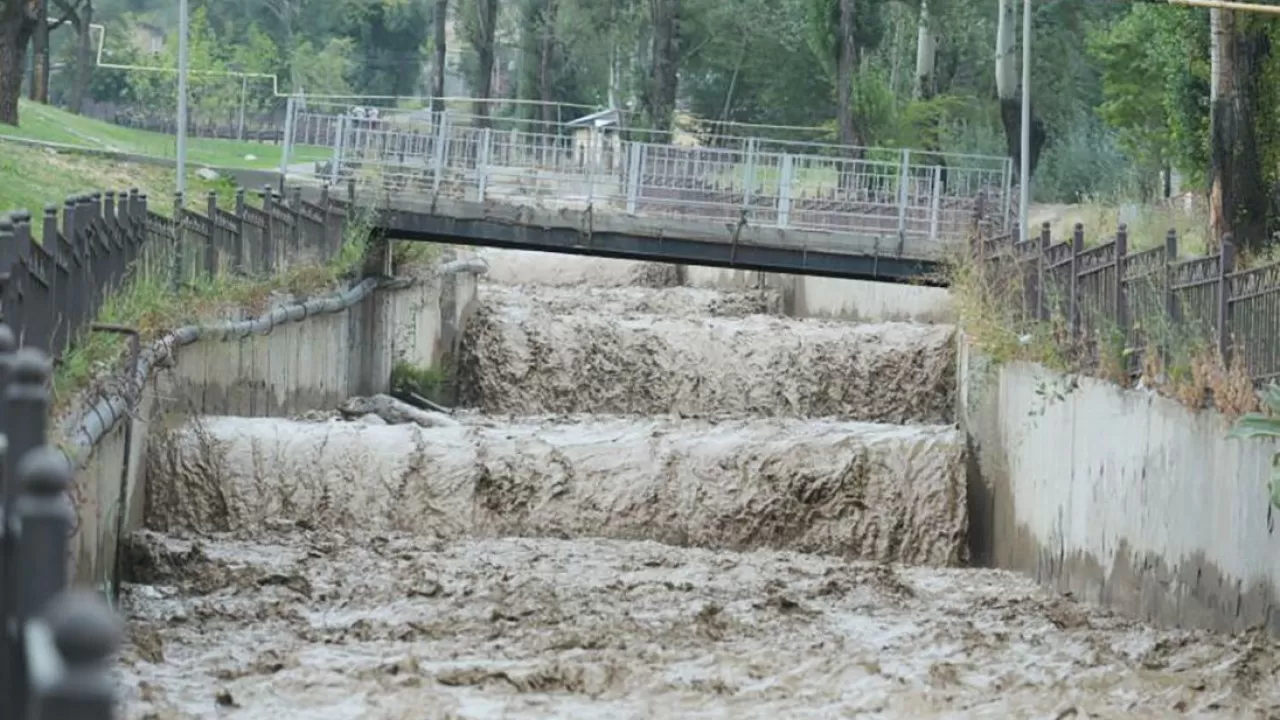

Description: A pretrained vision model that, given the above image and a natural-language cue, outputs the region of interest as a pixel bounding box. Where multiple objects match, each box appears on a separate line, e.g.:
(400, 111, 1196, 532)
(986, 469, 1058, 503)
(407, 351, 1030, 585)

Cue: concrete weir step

(146, 415, 968, 567)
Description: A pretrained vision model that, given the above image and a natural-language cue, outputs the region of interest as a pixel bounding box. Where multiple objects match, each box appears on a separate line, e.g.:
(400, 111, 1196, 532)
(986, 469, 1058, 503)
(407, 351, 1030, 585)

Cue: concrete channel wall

(959, 340, 1280, 636)
(65, 263, 482, 592)
(682, 265, 953, 323)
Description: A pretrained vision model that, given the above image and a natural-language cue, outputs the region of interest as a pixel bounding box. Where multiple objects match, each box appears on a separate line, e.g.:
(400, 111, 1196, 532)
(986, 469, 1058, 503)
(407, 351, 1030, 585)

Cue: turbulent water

(118, 249, 1280, 718)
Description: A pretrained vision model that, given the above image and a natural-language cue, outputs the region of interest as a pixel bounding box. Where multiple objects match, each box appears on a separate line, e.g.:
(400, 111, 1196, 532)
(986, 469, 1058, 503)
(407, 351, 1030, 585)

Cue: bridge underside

(373, 200, 949, 285)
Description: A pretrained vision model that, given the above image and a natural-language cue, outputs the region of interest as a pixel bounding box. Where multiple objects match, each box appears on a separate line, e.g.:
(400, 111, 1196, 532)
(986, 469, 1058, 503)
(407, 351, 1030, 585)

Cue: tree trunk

(0, 2, 36, 126)
(69, 0, 91, 113)
(432, 0, 447, 112)
(836, 0, 858, 148)
(914, 0, 935, 101)
(1209, 8, 1272, 254)
(471, 0, 498, 125)
(646, 0, 679, 132)
(29, 0, 47, 102)
(995, 0, 1044, 184)
(537, 0, 556, 124)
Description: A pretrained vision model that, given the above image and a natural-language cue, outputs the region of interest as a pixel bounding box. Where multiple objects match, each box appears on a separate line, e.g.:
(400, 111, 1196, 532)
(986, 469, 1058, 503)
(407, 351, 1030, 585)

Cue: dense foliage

(11, 0, 1279, 217)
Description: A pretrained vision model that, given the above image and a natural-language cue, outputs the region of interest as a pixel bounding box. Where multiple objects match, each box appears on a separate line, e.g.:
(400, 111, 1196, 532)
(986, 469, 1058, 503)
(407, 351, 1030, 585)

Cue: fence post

(2, 347, 51, 715)
(927, 165, 942, 248)
(15, 447, 72, 622)
(896, 149, 911, 253)
(329, 113, 347, 186)
(1114, 223, 1129, 343)
(477, 127, 492, 202)
(1069, 223, 1084, 343)
(0, 219, 19, 340)
(260, 186, 276, 274)
(32, 590, 123, 720)
(278, 95, 297, 187)
(1037, 221, 1051, 321)
(741, 137, 758, 213)
(206, 191, 220, 279)
(233, 188, 246, 276)
(777, 154, 795, 230)
(1218, 235, 1236, 366)
(0, 323, 12, 711)
(170, 192, 185, 292)
(432, 113, 450, 194)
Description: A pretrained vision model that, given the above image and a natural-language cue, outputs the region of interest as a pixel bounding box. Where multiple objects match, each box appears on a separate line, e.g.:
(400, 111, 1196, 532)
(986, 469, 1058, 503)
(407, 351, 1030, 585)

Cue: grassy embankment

(0, 138, 436, 410)
(953, 198, 1257, 415)
(2, 100, 330, 170)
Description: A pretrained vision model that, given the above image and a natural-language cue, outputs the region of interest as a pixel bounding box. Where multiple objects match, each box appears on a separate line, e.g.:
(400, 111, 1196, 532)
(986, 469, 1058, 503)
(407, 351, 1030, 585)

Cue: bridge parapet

(285, 109, 1013, 262)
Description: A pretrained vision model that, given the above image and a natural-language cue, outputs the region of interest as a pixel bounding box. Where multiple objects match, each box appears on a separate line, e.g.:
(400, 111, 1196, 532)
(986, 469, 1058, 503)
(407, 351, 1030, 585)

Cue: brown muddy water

(119, 250, 1280, 718)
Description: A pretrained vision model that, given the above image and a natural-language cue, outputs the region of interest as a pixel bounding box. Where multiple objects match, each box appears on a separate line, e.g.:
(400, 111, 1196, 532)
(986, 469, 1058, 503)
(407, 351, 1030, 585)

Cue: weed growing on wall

(950, 234, 1257, 416)
(1228, 384, 1280, 509)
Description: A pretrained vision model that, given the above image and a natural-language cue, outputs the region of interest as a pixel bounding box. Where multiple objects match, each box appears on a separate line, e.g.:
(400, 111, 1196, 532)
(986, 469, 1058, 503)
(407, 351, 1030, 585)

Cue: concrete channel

(101, 249, 1280, 718)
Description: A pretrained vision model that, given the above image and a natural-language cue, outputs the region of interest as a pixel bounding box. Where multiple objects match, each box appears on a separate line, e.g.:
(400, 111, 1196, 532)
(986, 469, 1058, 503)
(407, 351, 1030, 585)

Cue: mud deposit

(119, 252, 1280, 718)
(147, 415, 967, 566)
(119, 530, 1280, 719)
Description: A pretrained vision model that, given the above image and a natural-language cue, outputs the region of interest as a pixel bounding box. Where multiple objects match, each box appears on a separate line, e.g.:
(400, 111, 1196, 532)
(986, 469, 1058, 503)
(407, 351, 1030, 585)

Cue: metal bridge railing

(0, 325, 122, 719)
(285, 109, 1013, 259)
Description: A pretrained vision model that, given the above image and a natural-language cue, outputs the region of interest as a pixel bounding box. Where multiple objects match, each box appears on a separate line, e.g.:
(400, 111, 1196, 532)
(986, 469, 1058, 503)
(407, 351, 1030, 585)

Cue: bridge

(281, 108, 1014, 283)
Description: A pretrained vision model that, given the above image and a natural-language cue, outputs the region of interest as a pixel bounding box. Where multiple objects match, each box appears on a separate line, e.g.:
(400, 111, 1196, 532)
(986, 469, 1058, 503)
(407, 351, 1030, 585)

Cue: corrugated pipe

(58, 276, 383, 468)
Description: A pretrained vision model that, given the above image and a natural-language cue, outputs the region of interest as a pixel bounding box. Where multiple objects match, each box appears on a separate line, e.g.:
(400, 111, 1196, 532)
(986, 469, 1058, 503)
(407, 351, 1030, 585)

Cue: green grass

(0, 140, 240, 235)
(3, 100, 329, 170)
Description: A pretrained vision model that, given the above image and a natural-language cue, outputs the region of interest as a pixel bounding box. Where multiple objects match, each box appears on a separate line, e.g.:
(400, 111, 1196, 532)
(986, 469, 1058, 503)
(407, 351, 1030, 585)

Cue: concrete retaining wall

(682, 265, 953, 323)
(66, 265, 482, 592)
(960, 340, 1280, 635)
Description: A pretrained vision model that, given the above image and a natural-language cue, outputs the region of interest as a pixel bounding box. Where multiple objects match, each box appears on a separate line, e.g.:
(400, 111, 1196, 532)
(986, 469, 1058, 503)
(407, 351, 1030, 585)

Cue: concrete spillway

(118, 251, 1280, 718)
(147, 414, 967, 566)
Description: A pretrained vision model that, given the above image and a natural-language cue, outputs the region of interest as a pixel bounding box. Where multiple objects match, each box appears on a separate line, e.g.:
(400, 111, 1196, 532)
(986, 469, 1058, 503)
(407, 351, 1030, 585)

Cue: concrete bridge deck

(283, 109, 1014, 283)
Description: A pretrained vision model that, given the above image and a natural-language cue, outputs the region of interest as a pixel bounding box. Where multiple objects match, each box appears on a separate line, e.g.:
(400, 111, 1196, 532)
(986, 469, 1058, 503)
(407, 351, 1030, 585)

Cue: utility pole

(1018, 0, 1031, 240)
(176, 0, 189, 195)
(238, 74, 248, 141)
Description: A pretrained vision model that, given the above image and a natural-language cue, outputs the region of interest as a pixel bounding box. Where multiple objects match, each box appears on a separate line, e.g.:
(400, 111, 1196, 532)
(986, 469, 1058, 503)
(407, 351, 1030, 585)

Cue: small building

(566, 108, 622, 172)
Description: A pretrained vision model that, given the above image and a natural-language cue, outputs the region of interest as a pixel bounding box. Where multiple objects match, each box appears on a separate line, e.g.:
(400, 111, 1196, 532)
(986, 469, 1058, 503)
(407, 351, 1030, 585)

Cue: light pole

(1018, 0, 1031, 240)
(229, 63, 247, 141)
(176, 0, 189, 195)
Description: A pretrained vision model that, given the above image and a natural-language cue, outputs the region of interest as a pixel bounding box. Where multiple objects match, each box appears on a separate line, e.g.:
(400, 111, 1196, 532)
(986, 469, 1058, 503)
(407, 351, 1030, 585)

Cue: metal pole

(1168, 0, 1280, 13)
(176, 0, 189, 196)
(1018, 0, 1031, 240)
(237, 75, 247, 141)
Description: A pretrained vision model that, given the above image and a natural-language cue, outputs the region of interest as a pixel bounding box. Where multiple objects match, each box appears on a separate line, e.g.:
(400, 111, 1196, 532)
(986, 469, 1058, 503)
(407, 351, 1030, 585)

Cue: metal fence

(0, 182, 357, 359)
(284, 109, 1013, 259)
(983, 223, 1280, 384)
(0, 326, 124, 718)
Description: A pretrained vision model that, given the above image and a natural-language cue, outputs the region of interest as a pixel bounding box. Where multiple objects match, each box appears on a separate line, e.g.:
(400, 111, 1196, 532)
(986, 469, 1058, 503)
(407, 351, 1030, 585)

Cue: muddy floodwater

(118, 250, 1280, 718)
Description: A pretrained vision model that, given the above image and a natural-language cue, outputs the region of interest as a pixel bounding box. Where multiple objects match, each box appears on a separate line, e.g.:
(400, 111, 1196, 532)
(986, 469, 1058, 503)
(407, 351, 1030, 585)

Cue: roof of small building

(566, 108, 620, 129)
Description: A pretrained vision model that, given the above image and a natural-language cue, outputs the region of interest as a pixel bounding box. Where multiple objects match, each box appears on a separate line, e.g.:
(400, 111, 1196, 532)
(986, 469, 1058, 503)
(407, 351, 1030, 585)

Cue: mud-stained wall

(67, 268, 482, 590)
(959, 342, 1280, 636)
(681, 265, 953, 323)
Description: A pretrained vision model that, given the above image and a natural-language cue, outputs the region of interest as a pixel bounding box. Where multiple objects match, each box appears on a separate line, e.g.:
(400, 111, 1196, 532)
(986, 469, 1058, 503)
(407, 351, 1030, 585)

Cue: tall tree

(645, 0, 679, 131)
(431, 0, 447, 111)
(463, 0, 498, 122)
(836, 0, 859, 147)
(50, 0, 92, 112)
(995, 0, 1044, 190)
(29, 0, 48, 102)
(1208, 8, 1274, 253)
(0, 0, 39, 125)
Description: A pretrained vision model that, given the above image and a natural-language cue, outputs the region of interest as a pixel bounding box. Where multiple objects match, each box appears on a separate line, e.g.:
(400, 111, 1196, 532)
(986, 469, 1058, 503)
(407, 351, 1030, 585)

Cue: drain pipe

(89, 323, 140, 607)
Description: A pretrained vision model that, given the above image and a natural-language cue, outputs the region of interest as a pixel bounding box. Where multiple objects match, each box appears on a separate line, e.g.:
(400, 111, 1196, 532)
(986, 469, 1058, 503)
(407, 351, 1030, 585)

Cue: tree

(0, 0, 39, 125)
(644, 0, 679, 131)
(50, 0, 94, 112)
(994, 0, 1044, 190)
(461, 0, 498, 122)
(431, 0, 446, 110)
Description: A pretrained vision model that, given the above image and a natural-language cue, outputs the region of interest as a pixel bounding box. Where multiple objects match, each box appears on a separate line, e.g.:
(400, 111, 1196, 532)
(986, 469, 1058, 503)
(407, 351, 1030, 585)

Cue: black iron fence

(0, 181, 357, 359)
(0, 178, 363, 717)
(981, 223, 1280, 384)
(0, 326, 123, 718)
